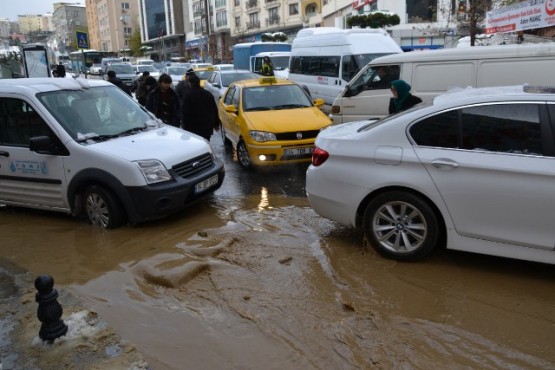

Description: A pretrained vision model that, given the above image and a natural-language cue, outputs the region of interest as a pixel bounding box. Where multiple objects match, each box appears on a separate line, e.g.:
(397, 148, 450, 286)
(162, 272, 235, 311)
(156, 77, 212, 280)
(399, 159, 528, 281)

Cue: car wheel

(363, 191, 439, 261)
(83, 185, 126, 229)
(236, 140, 253, 169)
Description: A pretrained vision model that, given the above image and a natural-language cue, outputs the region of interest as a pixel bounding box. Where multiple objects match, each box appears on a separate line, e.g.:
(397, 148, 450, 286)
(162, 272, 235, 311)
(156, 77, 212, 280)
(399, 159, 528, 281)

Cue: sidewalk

(0, 258, 149, 370)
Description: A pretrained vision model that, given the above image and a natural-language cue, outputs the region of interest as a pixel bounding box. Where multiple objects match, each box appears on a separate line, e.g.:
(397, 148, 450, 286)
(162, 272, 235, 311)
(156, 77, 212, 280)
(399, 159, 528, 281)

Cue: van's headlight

(249, 130, 276, 142)
(135, 160, 172, 184)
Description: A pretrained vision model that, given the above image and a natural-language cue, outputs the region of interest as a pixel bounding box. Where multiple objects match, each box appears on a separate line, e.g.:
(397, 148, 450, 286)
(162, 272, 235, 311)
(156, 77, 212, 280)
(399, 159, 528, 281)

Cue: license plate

(284, 147, 313, 156)
(194, 174, 219, 193)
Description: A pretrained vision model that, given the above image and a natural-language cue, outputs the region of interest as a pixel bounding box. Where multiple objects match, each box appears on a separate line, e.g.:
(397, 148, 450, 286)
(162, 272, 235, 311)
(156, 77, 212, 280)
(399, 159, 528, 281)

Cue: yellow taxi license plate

(195, 175, 219, 193)
(284, 147, 313, 156)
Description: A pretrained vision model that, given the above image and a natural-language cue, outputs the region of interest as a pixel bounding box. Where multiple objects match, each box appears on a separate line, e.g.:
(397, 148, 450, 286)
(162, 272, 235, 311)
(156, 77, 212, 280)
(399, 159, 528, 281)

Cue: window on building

(268, 7, 279, 24)
(235, 16, 241, 28)
(216, 11, 227, 27)
(121, 2, 129, 9)
(289, 3, 298, 15)
(407, 0, 437, 23)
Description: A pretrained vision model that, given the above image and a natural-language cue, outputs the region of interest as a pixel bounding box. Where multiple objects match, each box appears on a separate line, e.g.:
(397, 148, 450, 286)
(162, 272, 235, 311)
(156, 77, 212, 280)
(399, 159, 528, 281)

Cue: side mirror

(29, 136, 55, 154)
(313, 98, 325, 107)
(224, 105, 237, 114)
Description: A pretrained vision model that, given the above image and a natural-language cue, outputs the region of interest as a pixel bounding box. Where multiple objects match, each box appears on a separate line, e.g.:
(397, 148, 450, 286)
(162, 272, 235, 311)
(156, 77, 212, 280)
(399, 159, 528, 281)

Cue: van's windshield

(38, 84, 160, 142)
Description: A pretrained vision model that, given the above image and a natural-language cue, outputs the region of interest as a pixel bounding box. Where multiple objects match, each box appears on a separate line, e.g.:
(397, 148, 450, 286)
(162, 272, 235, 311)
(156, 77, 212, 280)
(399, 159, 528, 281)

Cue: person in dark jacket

(106, 70, 132, 96)
(56, 62, 66, 78)
(388, 80, 422, 114)
(175, 68, 196, 103)
(145, 73, 180, 127)
(180, 74, 220, 140)
(134, 71, 151, 106)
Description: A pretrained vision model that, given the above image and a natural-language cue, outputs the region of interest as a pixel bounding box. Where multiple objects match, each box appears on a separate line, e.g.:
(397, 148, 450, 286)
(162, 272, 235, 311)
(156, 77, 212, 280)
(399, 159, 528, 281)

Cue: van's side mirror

(29, 136, 56, 155)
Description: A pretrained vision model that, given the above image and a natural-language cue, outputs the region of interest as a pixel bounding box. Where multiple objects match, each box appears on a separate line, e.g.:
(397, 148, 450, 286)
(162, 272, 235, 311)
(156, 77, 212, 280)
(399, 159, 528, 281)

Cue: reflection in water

(257, 187, 269, 212)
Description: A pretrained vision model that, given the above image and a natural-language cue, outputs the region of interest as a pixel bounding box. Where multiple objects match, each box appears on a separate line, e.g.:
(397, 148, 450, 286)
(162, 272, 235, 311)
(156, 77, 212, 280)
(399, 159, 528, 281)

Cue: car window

(410, 103, 543, 155)
(349, 64, 400, 96)
(224, 86, 235, 106)
(0, 98, 54, 146)
(232, 86, 241, 109)
(221, 72, 257, 87)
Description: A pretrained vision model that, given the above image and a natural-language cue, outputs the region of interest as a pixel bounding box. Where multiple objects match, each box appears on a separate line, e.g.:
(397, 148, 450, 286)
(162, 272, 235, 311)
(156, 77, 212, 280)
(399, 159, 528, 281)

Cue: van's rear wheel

(83, 185, 126, 229)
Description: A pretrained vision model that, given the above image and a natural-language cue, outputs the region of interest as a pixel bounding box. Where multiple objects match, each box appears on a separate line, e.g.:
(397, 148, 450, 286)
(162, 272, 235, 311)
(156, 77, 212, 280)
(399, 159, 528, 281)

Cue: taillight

(312, 147, 329, 166)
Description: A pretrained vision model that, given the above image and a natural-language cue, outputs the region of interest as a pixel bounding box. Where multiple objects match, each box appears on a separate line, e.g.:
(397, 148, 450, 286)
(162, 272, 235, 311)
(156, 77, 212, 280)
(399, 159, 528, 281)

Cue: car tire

(236, 140, 253, 169)
(83, 185, 126, 229)
(363, 191, 439, 261)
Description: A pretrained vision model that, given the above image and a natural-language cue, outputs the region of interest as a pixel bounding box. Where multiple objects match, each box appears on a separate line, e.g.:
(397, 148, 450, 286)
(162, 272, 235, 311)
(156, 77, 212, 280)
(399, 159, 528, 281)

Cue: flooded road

(1, 136, 555, 369)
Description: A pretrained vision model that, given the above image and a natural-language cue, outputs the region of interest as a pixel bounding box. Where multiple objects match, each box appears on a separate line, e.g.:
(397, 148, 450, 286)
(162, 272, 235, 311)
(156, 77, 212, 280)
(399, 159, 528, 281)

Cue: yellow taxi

(218, 76, 332, 169)
(187, 65, 215, 87)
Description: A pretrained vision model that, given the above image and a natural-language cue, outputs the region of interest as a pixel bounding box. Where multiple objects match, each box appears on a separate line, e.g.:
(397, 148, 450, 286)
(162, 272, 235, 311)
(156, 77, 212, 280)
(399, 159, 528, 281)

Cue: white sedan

(306, 84, 555, 265)
(204, 69, 257, 102)
(161, 66, 189, 88)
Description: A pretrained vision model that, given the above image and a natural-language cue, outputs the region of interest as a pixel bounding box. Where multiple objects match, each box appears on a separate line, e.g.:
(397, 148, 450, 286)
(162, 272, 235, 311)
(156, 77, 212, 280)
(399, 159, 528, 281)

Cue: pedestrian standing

(134, 71, 151, 106)
(175, 68, 196, 103)
(180, 75, 220, 140)
(106, 70, 132, 96)
(145, 73, 180, 127)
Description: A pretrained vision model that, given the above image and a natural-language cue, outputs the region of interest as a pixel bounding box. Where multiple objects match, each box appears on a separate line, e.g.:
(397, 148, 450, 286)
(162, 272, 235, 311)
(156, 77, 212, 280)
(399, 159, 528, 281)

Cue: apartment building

(95, 0, 139, 54)
(0, 18, 11, 38)
(138, 0, 186, 61)
(52, 4, 88, 53)
(18, 15, 44, 34)
(86, 0, 102, 50)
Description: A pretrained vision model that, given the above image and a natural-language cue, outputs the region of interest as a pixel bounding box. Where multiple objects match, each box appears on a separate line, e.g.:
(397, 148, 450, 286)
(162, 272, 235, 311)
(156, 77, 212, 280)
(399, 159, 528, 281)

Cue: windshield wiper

(76, 126, 146, 143)
(272, 104, 309, 109)
(116, 126, 146, 136)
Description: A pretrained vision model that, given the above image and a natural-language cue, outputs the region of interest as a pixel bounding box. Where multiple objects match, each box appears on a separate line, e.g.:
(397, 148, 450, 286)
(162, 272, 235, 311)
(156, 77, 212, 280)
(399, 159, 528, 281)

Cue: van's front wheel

(83, 185, 126, 229)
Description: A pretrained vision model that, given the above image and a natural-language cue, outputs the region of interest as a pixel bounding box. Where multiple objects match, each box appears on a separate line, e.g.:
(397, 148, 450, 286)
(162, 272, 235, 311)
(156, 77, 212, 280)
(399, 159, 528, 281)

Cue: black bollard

(35, 275, 68, 342)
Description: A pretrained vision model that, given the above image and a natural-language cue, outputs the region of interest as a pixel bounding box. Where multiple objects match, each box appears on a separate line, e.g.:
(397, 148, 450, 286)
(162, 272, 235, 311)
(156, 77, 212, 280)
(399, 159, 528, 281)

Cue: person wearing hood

(388, 80, 422, 114)
(145, 74, 180, 127)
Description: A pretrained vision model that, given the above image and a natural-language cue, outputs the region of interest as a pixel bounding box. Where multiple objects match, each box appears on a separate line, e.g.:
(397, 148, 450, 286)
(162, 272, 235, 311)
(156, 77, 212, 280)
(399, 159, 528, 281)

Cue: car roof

(217, 69, 253, 74)
(232, 77, 297, 88)
(433, 84, 555, 107)
(0, 77, 111, 93)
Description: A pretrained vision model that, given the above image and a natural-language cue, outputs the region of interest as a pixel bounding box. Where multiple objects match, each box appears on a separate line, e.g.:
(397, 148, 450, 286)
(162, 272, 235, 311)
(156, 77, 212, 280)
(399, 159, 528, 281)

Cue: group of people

(108, 68, 220, 141)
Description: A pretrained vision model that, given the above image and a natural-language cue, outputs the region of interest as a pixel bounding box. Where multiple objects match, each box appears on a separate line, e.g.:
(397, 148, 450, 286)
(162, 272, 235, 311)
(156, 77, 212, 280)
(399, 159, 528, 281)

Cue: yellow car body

(182, 66, 215, 87)
(218, 77, 332, 168)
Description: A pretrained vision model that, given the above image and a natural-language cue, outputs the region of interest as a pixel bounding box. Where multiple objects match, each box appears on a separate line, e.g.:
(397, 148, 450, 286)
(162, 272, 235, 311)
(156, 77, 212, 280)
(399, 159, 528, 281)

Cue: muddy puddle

(1, 191, 555, 369)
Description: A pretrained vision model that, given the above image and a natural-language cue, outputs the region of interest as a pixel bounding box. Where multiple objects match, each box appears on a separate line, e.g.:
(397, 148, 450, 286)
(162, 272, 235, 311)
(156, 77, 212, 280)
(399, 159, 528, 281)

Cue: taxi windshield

(37, 85, 159, 142)
(243, 84, 312, 111)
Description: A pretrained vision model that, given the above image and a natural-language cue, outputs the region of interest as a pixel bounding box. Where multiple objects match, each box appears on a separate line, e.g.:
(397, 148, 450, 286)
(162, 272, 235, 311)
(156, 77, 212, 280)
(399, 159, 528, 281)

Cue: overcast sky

(1, 1, 84, 22)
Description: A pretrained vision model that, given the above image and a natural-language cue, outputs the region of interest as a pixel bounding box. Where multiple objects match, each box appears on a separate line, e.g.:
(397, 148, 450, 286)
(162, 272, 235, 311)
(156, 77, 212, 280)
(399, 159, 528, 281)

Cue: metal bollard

(35, 275, 68, 342)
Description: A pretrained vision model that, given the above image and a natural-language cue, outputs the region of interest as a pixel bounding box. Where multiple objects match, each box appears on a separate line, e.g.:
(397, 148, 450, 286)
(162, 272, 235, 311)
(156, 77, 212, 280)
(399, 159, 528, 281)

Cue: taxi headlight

(249, 130, 276, 142)
(135, 160, 172, 184)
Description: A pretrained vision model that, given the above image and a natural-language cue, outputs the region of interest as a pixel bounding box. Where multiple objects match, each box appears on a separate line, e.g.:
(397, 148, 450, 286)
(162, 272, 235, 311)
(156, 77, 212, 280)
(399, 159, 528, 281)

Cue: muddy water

(2, 174, 555, 369)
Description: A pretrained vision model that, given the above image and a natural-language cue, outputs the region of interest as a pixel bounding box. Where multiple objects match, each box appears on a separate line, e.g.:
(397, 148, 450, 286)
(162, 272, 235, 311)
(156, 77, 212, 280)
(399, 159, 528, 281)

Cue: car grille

(172, 153, 213, 178)
(275, 130, 320, 141)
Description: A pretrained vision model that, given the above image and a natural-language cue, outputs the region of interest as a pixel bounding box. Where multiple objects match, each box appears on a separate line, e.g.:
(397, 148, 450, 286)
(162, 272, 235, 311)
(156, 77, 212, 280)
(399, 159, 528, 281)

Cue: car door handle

(431, 159, 459, 168)
(0, 151, 9, 157)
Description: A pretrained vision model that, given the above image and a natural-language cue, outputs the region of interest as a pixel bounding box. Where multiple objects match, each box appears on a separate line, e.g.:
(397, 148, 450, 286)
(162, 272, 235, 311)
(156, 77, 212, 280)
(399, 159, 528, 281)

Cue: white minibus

(330, 43, 555, 124)
(288, 27, 402, 105)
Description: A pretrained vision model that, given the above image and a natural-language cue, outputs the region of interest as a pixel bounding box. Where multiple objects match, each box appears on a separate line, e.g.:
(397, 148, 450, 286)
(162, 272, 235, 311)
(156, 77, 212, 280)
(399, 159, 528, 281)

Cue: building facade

(17, 15, 44, 34)
(86, 0, 102, 50)
(138, 0, 186, 61)
(52, 4, 88, 53)
(0, 18, 11, 38)
(95, 0, 139, 55)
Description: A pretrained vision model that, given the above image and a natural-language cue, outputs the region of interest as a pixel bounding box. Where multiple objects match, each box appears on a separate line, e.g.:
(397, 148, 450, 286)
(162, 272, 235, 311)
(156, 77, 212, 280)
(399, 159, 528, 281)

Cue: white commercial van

(330, 43, 555, 124)
(288, 27, 402, 105)
(0, 78, 225, 228)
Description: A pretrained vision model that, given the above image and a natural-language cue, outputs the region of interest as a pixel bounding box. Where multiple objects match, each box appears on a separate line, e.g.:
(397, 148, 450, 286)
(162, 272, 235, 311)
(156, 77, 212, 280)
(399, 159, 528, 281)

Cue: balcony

(246, 21, 260, 29)
(266, 16, 280, 26)
(246, 0, 258, 9)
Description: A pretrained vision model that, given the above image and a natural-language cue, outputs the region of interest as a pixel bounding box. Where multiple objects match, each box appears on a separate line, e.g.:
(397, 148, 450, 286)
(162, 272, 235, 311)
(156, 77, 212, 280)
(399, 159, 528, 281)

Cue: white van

(288, 27, 402, 105)
(330, 43, 555, 124)
(0, 78, 225, 228)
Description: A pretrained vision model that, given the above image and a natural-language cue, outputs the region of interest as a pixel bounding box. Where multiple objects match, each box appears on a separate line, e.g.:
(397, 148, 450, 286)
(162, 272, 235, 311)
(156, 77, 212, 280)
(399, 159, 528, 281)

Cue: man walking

(133, 71, 150, 106)
(180, 75, 220, 140)
(106, 70, 132, 96)
(146, 74, 180, 127)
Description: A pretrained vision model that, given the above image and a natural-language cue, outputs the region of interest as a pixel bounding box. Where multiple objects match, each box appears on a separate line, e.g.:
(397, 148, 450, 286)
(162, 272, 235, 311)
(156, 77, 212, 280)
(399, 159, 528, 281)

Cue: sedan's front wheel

(363, 191, 439, 261)
(236, 140, 253, 169)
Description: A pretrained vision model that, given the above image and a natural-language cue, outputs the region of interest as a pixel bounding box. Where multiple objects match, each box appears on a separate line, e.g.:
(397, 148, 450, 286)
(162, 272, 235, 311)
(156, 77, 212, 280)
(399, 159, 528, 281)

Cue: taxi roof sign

(259, 76, 277, 84)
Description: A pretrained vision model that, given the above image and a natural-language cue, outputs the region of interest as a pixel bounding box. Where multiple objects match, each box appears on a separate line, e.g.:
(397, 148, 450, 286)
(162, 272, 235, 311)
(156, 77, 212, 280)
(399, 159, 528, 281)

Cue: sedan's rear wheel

(363, 191, 439, 261)
(236, 140, 253, 169)
(83, 185, 126, 229)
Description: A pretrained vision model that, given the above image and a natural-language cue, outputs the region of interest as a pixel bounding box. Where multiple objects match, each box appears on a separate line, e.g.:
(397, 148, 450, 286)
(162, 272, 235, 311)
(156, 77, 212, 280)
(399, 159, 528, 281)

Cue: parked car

(133, 64, 161, 79)
(306, 84, 555, 265)
(213, 64, 234, 71)
(103, 63, 137, 87)
(205, 69, 258, 102)
(0, 78, 225, 229)
(218, 76, 331, 169)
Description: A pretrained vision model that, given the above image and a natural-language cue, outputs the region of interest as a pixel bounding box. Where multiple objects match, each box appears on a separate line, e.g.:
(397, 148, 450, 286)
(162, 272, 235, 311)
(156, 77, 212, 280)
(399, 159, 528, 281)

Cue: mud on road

(1, 140, 555, 369)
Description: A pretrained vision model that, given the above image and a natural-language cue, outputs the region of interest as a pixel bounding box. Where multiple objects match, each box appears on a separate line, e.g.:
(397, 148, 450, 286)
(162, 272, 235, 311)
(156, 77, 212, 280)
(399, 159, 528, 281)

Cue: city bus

(69, 50, 117, 73)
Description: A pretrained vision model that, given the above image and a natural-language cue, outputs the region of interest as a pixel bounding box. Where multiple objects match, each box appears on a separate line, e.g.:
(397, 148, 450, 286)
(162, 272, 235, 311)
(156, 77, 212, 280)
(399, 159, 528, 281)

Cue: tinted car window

(460, 104, 542, 155)
(410, 109, 459, 148)
(224, 86, 235, 106)
(410, 103, 543, 155)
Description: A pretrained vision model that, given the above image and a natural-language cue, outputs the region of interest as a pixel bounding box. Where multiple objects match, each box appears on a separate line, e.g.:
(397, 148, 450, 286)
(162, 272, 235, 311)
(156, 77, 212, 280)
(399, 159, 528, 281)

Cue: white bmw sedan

(306, 85, 555, 265)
